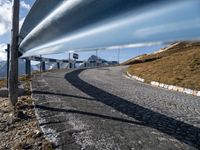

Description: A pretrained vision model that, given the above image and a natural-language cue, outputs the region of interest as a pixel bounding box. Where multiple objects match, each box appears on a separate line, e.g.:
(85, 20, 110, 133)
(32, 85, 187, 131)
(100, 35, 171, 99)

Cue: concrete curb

(126, 72, 145, 82)
(125, 71, 200, 97)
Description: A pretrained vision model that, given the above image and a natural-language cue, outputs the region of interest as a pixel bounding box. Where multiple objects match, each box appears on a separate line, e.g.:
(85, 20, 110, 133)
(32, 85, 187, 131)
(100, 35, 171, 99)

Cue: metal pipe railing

(19, 0, 200, 57)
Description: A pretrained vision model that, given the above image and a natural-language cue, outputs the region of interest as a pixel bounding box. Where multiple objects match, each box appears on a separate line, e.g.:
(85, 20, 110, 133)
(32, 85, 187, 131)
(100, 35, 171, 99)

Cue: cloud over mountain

(0, 43, 7, 61)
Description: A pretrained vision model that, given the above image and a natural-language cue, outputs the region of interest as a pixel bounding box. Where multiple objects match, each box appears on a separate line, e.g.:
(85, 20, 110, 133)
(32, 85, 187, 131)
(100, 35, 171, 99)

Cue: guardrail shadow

(35, 105, 147, 126)
(64, 69, 200, 149)
(32, 90, 97, 101)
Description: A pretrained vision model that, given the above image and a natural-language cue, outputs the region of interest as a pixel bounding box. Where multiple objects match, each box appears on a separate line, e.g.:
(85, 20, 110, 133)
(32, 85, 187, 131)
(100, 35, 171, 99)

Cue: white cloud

(0, 43, 7, 61)
(21, 1, 31, 10)
(0, 0, 30, 36)
(0, 23, 7, 35)
(0, 0, 12, 36)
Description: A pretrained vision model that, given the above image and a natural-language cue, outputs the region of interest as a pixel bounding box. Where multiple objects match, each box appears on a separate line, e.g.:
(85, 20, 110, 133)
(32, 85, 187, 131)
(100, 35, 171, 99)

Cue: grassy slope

(126, 42, 200, 90)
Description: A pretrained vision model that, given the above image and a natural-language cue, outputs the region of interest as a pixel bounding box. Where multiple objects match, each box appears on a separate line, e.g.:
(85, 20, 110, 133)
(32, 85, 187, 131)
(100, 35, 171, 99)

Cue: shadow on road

(62, 69, 200, 149)
(35, 105, 147, 126)
(32, 90, 97, 101)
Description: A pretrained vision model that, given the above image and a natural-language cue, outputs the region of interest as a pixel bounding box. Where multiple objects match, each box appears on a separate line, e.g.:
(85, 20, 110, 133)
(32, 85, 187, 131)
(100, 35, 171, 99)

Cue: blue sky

(0, 0, 35, 60)
(44, 45, 164, 63)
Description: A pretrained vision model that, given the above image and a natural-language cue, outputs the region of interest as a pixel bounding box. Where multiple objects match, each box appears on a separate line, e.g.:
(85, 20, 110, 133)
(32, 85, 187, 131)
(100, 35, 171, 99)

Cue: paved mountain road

(32, 66, 200, 150)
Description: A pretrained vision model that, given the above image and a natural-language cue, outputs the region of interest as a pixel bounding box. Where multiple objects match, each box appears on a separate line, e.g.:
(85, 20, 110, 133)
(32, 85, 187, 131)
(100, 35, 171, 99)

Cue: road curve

(32, 66, 200, 150)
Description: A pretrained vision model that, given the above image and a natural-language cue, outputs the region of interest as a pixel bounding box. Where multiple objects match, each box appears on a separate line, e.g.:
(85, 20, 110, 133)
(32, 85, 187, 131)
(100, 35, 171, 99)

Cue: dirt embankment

(0, 76, 55, 150)
(125, 42, 200, 91)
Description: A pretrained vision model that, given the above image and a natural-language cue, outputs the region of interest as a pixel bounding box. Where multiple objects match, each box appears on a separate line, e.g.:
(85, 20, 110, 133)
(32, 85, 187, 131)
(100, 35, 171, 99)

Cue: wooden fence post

(9, 0, 19, 105)
(5, 44, 10, 88)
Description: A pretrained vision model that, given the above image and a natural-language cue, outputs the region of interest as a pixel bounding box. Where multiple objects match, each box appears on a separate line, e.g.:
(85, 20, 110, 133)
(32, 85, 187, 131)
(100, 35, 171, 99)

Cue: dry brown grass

(0, 97, 55, 150)
(19, 75, 32, 82)
(0, 74, 54, 149)
(127, 42, 200, 90)
(0, 76, 31, 89)
(0, 79, 6, 88)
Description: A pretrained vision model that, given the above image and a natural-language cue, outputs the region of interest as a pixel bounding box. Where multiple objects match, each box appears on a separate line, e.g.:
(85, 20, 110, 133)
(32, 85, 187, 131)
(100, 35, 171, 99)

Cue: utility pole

(9, 0, 19, 105)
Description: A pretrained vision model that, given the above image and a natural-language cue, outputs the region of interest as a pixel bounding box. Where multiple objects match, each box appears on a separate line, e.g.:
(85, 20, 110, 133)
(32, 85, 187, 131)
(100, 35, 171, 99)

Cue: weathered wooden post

(5, 44, 10, 88)
(9, 0, 19, 105)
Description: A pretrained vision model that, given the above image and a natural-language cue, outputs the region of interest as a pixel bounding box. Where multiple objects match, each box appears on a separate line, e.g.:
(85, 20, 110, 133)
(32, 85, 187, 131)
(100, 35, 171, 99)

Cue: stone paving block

(32, 67, 200, 150)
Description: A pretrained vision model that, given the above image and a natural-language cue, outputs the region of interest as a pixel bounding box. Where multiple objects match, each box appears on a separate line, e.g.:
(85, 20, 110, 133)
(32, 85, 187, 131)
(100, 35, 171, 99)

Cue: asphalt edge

(30, 75, 60, 149)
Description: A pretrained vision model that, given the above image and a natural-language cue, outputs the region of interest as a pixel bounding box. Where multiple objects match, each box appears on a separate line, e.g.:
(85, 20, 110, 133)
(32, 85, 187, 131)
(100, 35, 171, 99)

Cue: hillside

(125, 42, 200, 90)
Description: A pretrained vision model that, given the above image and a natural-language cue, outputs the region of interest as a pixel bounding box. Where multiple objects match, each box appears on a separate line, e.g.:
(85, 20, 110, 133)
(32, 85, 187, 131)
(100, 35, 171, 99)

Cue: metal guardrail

(19, 0, 200, 57)
(24, 56, 69, 63)
(23, 56, 118, 64)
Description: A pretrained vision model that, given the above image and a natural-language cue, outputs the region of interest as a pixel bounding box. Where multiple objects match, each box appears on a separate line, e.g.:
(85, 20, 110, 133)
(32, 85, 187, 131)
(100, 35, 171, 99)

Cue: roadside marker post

(9, 0, 20, 105)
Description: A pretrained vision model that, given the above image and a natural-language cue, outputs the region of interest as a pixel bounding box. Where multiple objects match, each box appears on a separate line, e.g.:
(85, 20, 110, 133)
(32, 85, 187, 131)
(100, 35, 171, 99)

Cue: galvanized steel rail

(19, 0, 200, 57)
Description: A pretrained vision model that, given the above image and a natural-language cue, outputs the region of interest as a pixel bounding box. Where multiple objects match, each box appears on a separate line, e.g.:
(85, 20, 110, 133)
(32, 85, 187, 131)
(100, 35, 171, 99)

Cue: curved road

(32, 66, 200, 150)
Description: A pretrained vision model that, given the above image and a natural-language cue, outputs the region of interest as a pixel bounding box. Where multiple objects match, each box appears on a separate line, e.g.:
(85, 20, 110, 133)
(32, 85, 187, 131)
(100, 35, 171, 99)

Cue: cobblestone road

(32, 66, 200, 150)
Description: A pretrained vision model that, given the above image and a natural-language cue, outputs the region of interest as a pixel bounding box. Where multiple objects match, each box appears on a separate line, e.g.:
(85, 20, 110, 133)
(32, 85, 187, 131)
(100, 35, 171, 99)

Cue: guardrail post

(42, 61, 45, 71)
(68, 52, 71, 69)
(74, 59, 76, 68)
(39, 55, 42, 72)
(25, 59, 31, 75)
(9, 0, 19, 105)
(57, 62, 60, 69)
